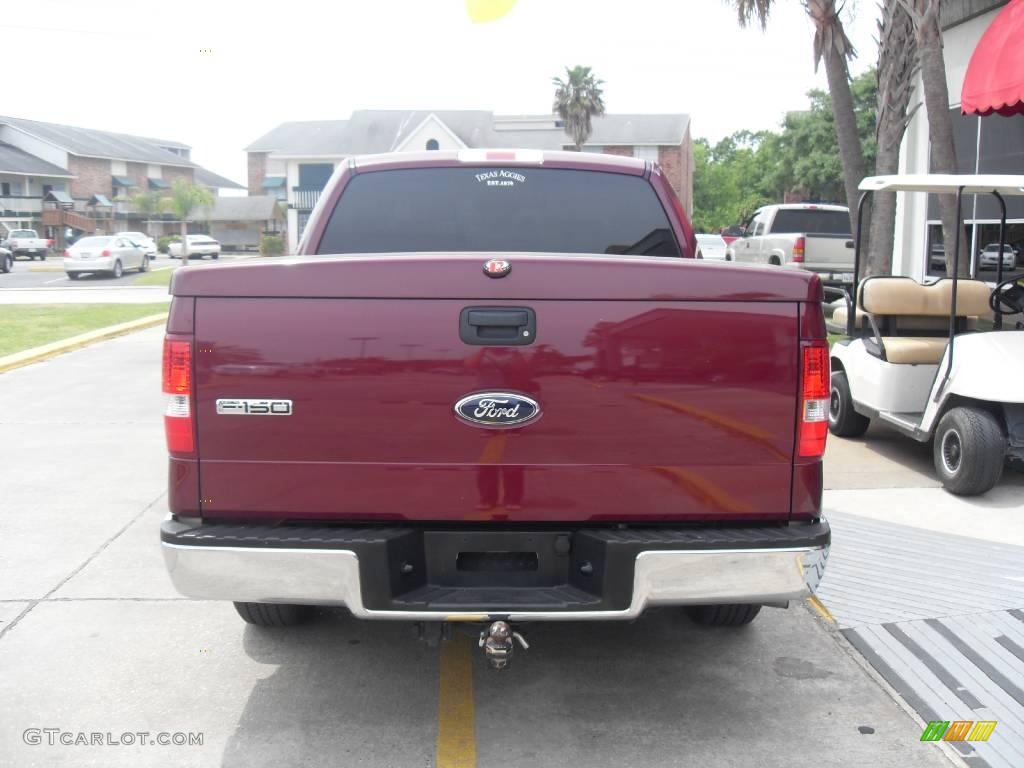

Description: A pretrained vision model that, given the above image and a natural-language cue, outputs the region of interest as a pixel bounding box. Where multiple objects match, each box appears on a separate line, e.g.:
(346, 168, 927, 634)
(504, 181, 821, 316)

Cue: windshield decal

(475, 169, 526, 187)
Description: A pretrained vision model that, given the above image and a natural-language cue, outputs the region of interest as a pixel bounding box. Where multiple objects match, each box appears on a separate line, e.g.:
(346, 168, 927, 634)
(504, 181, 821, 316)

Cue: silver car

(978, 243, 1016, 270)
(168, 234, 221, 259)
(695, 233, 729, 261)
(116, 231, 158, 258)
(64, 235, 149, 279)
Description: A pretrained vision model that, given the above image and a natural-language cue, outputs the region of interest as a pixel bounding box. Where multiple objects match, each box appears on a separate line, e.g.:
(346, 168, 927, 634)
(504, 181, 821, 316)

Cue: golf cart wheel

(933, 407, 1005, 496)
(828, 371, 870, 437)
(686, 604, 761, 627)
(234, 602, 313, 627)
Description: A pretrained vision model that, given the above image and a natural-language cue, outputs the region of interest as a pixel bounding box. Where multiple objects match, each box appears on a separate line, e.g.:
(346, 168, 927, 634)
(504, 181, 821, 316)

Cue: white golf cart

(827, 174, 1024, 495)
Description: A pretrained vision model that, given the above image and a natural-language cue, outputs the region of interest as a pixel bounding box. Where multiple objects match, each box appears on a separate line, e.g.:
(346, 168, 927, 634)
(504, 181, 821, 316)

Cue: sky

(8, 0, 880, 185)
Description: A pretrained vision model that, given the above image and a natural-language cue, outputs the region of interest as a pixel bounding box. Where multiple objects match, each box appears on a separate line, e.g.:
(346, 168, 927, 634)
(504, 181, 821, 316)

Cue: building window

(1, 182, 9, 196)
(425, 139, 440, 151)
(633, 146, 659, 163)
(297, 212, 311, 239)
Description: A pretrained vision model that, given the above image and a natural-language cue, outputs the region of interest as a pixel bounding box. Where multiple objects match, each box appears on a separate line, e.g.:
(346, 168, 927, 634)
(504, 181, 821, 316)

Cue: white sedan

(978, 243, 1016, 270)
(169, 234, 221, 259)
(695, 233, 729, 261)
(117, 231, 158, 258)
(64, 235, 149, 279)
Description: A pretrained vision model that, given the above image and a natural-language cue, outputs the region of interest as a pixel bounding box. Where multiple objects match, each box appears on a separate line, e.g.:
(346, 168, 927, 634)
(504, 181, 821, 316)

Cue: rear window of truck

(315, 167, 682, 257)
(770, 209, 850, 235)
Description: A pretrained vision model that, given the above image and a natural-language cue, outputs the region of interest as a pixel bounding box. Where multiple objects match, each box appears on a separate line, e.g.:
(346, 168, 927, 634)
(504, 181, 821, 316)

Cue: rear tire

(687, 604, 761, 627)
(234, 602, 313, 627)
(139, 256, 149, 273)
(111, 260, 123, 279)
(1, 253, 11, 272)
(829, 371, 870, 437)
(67, 272, 80, 280)
(933, 407, 1005, 496)
(768, 256, 781, 266)
(212, 253, 219, 260)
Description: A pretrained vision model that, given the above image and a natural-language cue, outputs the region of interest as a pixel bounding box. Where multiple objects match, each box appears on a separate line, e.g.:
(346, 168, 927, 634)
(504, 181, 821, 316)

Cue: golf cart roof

(859, 174, 1024, 195)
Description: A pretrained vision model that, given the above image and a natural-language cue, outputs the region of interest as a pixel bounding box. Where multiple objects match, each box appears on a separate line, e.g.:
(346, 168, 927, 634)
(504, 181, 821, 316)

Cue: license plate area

(426, 531, 566, 588)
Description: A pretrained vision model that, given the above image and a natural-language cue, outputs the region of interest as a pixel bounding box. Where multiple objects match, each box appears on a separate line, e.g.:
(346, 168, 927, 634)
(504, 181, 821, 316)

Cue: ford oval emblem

(483, 259, 511, 278)
(454, 392, 540, 428)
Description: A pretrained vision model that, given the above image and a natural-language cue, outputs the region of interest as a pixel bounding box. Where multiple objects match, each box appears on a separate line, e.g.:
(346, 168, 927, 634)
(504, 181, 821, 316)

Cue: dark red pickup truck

(160, 150, 830, 667)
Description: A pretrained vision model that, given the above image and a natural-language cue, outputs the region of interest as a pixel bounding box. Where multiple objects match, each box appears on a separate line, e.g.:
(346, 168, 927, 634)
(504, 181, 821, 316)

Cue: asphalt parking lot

(0, 252, 251, 290)
(0, 326, 987, 768)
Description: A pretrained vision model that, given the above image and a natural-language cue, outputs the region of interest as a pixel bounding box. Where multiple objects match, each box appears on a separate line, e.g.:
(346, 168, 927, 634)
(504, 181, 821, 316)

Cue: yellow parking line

(807, 595, 835, 624)
(437, 634, 477, 768)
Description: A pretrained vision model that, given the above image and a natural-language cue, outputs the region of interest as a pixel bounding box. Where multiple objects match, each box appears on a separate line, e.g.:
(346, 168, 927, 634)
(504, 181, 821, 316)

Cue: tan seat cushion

(860, 277, 990, 317)
(833, 305, 976, 332)
(881, 337, 948, 365)
(831, 306, 865, 328)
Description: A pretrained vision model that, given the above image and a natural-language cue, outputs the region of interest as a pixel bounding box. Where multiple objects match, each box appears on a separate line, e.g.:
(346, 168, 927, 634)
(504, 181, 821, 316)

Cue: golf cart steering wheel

(989, 276, 1024, 315)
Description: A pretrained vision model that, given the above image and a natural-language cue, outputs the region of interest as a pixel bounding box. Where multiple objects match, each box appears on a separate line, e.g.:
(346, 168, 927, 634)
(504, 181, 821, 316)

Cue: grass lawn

(133, 267, 175, 287)
(0, 304, 168, 357)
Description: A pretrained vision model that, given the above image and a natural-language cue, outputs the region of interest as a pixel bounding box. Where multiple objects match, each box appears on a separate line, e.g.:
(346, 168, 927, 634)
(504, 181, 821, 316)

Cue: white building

(893, 0, 1023, 279)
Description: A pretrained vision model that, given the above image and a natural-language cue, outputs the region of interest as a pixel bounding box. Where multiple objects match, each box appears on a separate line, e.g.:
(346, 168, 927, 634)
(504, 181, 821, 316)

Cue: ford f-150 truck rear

(160, 150, 829, 668)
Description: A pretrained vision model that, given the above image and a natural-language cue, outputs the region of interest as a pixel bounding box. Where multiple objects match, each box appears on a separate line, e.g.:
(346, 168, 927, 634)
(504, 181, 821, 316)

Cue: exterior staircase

(42, 207, 98, 233)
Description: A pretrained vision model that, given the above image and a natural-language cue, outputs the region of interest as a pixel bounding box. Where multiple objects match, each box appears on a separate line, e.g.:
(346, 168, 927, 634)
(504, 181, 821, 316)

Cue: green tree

(158, 178, 213, 266)
(124, 190, 163, 238)
(552, 66, 606, 150)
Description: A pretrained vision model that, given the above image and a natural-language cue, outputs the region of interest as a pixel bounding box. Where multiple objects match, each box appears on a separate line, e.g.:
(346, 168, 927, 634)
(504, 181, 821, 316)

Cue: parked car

(116, 231, 158, 258)
(5, 229, 49, 260)
(719, 224, 746, 245)
(726, 203, 855, 284)
(159, 149, 831, 670)
(0, 242, 12, 273)
(64, 235, 149, 279)
(695, 233, 729, 260)
(168, 234, 220, 259)
(978, 242, 1016, 270)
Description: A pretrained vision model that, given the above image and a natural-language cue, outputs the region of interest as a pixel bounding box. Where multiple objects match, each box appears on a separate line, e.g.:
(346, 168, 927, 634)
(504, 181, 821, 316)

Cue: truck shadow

(219, 606, 892, 768)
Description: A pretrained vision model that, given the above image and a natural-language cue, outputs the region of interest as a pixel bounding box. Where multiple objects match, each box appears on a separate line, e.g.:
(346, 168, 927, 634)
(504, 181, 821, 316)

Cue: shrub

(259, 234, 285, 257)
(158, 235, 181, 254)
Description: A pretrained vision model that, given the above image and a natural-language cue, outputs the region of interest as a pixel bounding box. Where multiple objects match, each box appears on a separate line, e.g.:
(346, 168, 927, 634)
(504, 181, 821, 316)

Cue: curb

(27, 265, 63, 272)
(0, 313, 167, 374)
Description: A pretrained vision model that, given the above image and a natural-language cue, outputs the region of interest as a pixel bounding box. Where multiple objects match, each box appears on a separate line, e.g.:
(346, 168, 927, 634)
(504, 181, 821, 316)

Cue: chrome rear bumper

(161, 517, 829, 621)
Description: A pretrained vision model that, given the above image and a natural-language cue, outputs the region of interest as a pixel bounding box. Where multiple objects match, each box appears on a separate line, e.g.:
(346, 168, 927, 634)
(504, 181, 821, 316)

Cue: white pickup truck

(725, 203, 854, 284)
(4, 229, 50, 261)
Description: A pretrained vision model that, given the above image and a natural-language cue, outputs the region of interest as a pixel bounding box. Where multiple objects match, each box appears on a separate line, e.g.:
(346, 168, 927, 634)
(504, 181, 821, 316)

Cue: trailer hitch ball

(479, 620, 529, 670)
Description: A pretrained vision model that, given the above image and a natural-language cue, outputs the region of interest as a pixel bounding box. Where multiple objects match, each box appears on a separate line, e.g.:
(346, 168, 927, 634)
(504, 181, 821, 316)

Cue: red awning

(961, 0, 1024, 116)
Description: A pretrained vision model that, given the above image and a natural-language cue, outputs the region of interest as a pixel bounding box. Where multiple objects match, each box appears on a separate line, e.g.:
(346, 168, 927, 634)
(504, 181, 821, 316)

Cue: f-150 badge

(216, 399, 293, 416)
(454, 392, 540, 427)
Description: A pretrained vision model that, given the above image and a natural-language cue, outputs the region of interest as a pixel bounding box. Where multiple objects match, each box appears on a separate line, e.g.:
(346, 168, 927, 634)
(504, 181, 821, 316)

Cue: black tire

(212, 253, 219, 260)
(111, 260, 123, 279)
(1, 253, 11, 273)
(768, 256, 781, 266)
(139, 256, 149, 273)
(234, 602, 313, 627)
(687, 604, 762, 627)
(67, 272, 80, 280)
(933, 407, 1005, 496)
(829, 370, 870, 437)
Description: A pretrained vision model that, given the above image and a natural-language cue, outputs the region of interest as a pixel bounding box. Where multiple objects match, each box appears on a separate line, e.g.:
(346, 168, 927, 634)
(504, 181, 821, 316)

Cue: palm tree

(898, 0, 968, 276)
(868, 0, 919, 276)
(552, 66, 606, 150)
(159, 178, 213, 266)
(124, 190, 163, 239)
(735, 1, 869, 256)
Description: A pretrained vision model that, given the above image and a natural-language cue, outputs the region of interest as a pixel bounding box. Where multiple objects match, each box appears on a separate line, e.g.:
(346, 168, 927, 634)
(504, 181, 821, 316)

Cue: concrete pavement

(0, 327, 956, 768)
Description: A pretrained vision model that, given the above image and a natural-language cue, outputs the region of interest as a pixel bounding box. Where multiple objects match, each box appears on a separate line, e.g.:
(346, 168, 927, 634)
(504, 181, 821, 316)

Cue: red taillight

(798, 342, 829, 458)
(101, 249, 111, 257)
(163, 338, 194, 454)
(63, 249, 71, 258)
(792, 236, 805, 263)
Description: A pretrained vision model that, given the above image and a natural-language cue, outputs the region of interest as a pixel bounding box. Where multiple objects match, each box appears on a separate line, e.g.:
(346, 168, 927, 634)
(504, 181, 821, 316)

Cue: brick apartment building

(246, 110, 693, 251)
(0, 116, 243, 246)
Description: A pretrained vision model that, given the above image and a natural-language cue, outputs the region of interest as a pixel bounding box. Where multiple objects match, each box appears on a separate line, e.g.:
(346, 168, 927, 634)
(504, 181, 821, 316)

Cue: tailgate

(186, 255, 808, 523)
(804, 234, 854, 272)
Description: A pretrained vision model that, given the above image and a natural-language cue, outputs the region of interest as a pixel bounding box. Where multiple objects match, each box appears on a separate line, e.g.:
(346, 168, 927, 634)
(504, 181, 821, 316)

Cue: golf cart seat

(837, 277, 991, 365)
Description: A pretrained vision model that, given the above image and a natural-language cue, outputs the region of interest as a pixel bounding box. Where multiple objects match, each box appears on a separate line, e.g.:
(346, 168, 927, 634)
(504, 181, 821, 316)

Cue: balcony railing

(0, 196, 43, 215)
(291, 187, 322, 210)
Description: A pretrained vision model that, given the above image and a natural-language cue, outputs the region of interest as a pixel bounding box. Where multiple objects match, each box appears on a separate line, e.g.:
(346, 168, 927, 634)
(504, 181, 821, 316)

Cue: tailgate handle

(460, 306, 536, 346)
